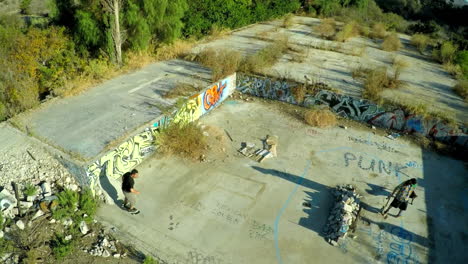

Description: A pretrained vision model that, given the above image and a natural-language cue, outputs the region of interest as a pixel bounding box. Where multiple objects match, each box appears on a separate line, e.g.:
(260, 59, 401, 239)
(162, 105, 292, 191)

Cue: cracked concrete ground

(14, 60, 211, 160)
(97, 100, 468, 264)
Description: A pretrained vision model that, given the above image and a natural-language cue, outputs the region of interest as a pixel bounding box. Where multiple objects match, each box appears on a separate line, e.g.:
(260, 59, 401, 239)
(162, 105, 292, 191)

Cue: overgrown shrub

(335, 21, 360, 42)
(382, 33, 402, 52)
(79, 189, 98, 219)
(143, 256, 159, 264)
(52, 189, 79, 220)
(196, 48, 242, 81)
(291, 84, 306, 103)
(393, 56, 409, 69)
(411, 34, 430, 53)
(241, 35, 289, 73)
(371, 23, 387, 39)
(19, 0, 32, 15)
(155, 122, 208, 160)
(315, 18, 336, 40)
(453, 80, 468, 102)
(304, 109, 337, 128)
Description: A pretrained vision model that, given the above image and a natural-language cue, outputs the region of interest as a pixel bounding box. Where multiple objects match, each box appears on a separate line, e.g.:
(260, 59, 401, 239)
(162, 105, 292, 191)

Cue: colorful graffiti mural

(86, 73, 236, 197)
(237, 73, 468, 148)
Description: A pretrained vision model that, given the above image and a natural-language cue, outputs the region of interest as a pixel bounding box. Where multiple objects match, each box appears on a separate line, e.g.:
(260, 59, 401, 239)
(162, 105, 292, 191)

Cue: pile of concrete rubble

(323, 185, 361, 246)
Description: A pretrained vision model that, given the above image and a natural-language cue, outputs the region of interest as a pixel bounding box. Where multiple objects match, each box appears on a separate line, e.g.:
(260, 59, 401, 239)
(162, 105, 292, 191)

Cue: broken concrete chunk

(79, 221, 89, 235)
(16, 220, 25, 230)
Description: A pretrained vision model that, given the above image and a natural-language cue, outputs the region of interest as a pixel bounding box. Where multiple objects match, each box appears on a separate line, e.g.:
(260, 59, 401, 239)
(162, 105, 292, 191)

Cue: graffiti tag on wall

(237, 73, 468, 148)
(86, 74, 236, 196)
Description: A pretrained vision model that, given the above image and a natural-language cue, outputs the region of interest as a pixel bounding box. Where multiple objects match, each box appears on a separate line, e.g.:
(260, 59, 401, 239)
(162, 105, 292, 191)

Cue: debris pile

(323, 185, 361, 246)
(87, 235, 123, 258)
(239, 135, 278, 163)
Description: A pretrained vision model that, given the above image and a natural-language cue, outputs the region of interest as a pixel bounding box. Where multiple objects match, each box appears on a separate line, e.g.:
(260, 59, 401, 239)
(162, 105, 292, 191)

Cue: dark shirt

(122, 172, 134, 192)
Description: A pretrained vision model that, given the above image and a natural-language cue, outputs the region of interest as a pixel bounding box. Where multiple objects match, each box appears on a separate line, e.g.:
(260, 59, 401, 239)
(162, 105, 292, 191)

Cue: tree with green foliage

(20, 0, 32, 15)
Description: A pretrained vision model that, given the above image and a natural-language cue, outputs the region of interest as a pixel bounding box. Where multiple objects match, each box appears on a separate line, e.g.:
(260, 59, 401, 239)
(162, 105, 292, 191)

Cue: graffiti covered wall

(237, 73, 468, 148)
(86, 73, 236, 198)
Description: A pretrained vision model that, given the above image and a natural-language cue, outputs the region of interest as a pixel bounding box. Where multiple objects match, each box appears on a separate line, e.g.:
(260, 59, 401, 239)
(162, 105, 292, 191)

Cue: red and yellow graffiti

(203, 81, 227, 111)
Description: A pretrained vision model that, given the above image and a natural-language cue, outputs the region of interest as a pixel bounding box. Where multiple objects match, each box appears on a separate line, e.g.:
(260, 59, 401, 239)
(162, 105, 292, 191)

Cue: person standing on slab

(382, 178, 417, 218)
(122, 169, 140, 214)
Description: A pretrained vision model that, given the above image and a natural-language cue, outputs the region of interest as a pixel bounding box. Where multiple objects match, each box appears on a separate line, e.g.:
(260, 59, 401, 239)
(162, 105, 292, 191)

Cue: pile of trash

(238, 135, 278, 163)
(323, 185, 361, 246)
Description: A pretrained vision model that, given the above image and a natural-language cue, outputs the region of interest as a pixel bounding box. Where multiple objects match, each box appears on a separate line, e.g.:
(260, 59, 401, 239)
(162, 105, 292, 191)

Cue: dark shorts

(390, 199, 408, 210)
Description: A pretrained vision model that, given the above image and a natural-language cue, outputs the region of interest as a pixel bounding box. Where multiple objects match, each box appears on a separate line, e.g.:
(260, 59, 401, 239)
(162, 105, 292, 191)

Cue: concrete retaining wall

(236, 73, 468, 149)
(85, 73, 237, 199)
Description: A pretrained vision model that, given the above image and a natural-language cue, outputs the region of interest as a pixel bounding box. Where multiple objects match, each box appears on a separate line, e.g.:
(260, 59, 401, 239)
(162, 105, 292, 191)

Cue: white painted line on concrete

(128, 76, 164, 94)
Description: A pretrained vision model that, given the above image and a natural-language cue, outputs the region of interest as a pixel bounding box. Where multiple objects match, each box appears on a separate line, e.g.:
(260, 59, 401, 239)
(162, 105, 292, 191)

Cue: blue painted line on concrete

(274, 146, 350, 264)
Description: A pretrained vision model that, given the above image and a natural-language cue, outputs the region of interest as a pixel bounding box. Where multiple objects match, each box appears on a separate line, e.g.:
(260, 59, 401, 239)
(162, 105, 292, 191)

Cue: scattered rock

(31, 210, 44, 221)
(49, 219, 56, 224)
(65, 235, 72, 241)
(0, 230, 3, 238)
(79, 221, 89, 235)
(19, 201, 33, 209)
(113, 253, 120, 258)
(102, 250, 111, 258)
(16, 220, 25, 230)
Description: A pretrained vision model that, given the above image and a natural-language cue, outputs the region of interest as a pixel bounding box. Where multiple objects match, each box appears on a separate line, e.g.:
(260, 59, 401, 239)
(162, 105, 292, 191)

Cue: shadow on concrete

(251, 166, 331, 238)
(99, 169, 119, 205)
(365, 183, 391, 197)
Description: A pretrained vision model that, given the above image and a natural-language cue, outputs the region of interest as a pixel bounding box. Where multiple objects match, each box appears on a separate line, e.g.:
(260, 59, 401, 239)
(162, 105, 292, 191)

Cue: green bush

(19, 0, 32, 15)
(455, 50, 468, 79)
(434, 41, 458, 64)
(23, 183, 37, 196)
(51, 233, 75, 260)
(52, 189, 79, 220)
(143, 256, 159, 264)
(182, 0, 300, 38)
(453, 80, 468, 102)
(79, 189, 98, 219)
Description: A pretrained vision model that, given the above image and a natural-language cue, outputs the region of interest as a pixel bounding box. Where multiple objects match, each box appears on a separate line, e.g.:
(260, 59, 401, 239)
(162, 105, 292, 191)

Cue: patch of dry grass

(208, 24, 230, 40)
(282, 14, 294, 28)
(291, 84, 307, 103)
(315, 18, 336, 40)
(163, 82, 201, 99)
(392, 56, 410, 69)
(443, 63, 463, 79)
(155, 122, 208, 160)
(453, 80, 468, 102)
(240, 34, 289, 73)
(411, 34, 430, 54)
(255, 30, 272, 41)
(154, 40, 194, 61)
(370, 23, 387, 39)
(304, 109, 337, 128)
(196, 48, 242, 81)
(382, 33, 402, 52)
(335, 21, 360, 42)
(362, 67, 403, 101)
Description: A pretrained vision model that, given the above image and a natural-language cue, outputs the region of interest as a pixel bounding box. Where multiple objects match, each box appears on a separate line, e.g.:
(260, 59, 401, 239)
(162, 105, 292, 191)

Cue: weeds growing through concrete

(370, 23, 387, 39)
(304, 109, 337, 128)
(240, 34, 289, 73)
(454, 80, 468, 102)
(282, 14, 294, 28)
(433, 41, 458, 64)
(392, 56, 409, 69)
(443, 63, 463, 79)
(164, 82, 201, 99)
(411, 34, 430, 54)
(382, 33, 402, 52)
(335, 21, 360, 42)
(196, 48, 242, 81)
(361, 67, 403, 101)
(315, 18, 337, 40)
(155, 122, 208, 160)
